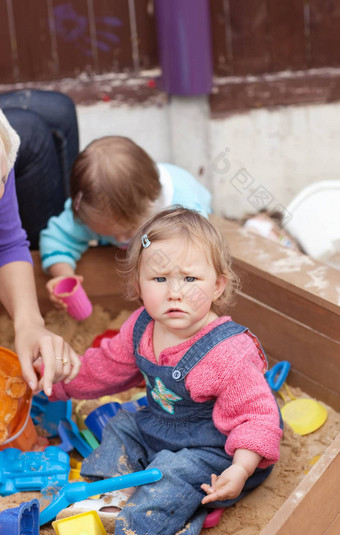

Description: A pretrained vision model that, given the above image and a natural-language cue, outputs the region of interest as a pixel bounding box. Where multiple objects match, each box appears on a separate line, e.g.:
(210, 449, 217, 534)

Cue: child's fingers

(45, 278, 59, 293)
(201, 473, 219, 504)
(201, 483, 215, 504)
(201, 489, 221, 504)
(201, 483, 214, 494)
(51, 295, 68, 310)
(210, 473, 218, 486)
(201, 482, 234, 504)
(46, 280, 68, 309)
(201, 474, 218, 493)
(201, 472, 240, 504)
(51, 294, 67, 306)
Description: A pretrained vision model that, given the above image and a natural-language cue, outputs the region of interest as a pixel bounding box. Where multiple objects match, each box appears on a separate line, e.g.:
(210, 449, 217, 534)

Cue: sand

(0, 306, 339, 534)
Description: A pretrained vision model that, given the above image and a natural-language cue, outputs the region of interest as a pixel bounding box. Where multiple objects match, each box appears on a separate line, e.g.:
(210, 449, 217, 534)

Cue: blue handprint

(54, 3, 122, 56)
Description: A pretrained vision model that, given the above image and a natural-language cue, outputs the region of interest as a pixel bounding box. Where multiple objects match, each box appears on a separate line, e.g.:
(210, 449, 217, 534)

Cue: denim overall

(82, 310, 275, 535)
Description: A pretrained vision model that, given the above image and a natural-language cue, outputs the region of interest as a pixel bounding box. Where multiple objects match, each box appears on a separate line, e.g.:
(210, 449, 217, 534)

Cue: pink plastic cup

(53, 277, 93, 320)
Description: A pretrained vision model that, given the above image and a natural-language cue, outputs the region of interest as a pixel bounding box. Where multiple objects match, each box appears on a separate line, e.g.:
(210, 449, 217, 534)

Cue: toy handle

(84, 468, 162, 497)
(265, 361, 291, 391)
(40, 468, 163, 526)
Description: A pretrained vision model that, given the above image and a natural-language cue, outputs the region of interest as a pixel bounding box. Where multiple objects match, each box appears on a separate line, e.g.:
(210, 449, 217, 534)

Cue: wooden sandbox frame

(24, 216, 340, 533)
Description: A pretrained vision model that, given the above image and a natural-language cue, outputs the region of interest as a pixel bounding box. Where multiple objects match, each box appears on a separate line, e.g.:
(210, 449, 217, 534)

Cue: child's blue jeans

(81, 411, 273, 535)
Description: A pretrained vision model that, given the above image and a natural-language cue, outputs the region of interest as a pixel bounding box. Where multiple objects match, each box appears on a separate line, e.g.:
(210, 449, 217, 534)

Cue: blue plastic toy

(85, 396, 148, 442)
(31, 393, 92, 457)
(0, 446, 70, 496)
(0, 499, 39, 535)
(265, 361, 291, 391)
(57, 418, 93, 458)
(57, 421, 74, 453)
(40, 468, 163, 525)
(31, 392, 72, 437)
(122, 396, 148, 412)
(84, 402, 121, 441)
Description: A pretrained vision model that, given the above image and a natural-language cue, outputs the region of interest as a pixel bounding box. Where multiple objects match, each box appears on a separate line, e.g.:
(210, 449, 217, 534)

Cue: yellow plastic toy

(279, 383, 328, 435)
(69, 458, 86, 482)
(52, 511, 107, 535)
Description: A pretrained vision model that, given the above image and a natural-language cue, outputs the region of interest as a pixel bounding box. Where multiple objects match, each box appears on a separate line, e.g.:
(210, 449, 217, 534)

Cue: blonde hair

(0, 110, 20, 180)
(124, 206, 240, 315)
(70, 136, 161, 226)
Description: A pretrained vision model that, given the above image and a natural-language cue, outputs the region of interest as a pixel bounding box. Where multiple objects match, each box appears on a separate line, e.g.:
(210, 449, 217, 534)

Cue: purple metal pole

(154, 0, 213, 96)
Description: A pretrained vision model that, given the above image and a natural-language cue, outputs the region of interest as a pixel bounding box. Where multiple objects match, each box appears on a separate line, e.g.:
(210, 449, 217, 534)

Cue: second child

(39, 136, 211, 309)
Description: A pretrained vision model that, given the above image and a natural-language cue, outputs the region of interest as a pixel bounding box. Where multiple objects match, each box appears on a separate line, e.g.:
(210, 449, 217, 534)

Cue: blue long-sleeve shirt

(40, 163, 212, 272)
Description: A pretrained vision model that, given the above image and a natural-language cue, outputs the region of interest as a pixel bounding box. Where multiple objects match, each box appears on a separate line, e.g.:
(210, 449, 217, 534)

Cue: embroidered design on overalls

(151, 377, 183, 414)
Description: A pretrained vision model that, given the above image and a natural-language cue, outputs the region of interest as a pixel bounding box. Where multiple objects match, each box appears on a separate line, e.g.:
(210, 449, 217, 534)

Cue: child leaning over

(39, 136, 211, 310)
(50, 207, 283, 535)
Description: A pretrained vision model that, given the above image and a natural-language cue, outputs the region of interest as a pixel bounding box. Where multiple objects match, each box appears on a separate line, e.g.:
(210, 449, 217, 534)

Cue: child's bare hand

(201, 465, 248, 504)
(46, 275, 83, 310)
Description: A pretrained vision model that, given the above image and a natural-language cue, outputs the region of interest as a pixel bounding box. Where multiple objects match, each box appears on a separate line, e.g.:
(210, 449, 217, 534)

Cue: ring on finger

(56, 356, 68, 365)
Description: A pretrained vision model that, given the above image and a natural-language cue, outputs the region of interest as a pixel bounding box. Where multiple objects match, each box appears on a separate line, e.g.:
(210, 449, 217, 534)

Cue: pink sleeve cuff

(225, 421, 283, 468)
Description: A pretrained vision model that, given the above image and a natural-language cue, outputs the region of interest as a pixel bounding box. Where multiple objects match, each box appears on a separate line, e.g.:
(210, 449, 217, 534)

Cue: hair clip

(74, 191, 83, 211)
(141, 234, 151, 248)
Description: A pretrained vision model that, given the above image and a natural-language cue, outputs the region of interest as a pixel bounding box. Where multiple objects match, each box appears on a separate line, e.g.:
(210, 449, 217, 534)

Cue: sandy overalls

(81, 310, 276, 535)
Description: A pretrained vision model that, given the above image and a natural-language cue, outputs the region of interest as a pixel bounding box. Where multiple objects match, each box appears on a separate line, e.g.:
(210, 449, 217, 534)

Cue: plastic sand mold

(0, 446, 70, 496)
(31, 392, 72, 438)
(0, 498, 40, 535)
(52, 511, 107, 535)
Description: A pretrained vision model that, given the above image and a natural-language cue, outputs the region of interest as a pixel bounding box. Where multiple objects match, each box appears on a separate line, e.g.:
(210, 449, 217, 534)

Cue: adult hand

(46, 274, 84, 310)
(15, 322, 81, 396)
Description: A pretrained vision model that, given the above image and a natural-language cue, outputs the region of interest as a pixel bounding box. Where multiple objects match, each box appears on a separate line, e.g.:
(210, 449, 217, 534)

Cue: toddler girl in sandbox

(39, 136, 211, 310)
(50, 207, 283, 535)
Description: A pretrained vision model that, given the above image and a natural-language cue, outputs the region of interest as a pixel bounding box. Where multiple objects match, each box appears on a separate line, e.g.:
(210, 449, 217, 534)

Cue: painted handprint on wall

(54, 3, 122, 56)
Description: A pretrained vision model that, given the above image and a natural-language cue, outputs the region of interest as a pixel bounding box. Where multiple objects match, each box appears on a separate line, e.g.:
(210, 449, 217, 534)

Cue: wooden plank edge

(231, 294, 340, 400)
(233, 264, 340, 339)
(210, 215, 340, 312)
(259, 433, 340, 535)
(210, 68, 340, 115)
(233, 257, 340, 316)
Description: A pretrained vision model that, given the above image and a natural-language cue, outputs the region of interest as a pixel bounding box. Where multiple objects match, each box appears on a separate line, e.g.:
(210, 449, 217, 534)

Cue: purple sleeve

(0, 168, 32, 267)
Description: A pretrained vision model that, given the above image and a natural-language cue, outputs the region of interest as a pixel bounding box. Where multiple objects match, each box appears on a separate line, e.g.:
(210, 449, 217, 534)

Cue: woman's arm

(0, 260, 80, 395)
(51, 308, 144, 401)
(0, 121, 80, 395)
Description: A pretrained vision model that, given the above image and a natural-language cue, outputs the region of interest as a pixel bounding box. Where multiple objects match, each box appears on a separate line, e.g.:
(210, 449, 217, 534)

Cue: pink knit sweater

(51, 307, 282, 468)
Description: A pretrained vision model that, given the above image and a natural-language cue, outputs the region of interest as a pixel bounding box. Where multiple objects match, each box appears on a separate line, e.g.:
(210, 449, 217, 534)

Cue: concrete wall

(77, 97, 340, 221)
